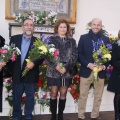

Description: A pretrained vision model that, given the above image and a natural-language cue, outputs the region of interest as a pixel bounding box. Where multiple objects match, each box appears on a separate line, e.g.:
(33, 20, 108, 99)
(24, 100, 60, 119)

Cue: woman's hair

(118, 30, 120, 39)
(54, 19, 71, 35)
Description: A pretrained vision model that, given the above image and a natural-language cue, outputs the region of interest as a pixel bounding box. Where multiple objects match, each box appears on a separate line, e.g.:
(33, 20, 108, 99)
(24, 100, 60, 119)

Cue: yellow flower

(38, 46, 47, 53)
(103, 54, 111, 60)
(109, 35, 114, 40)
(25, 59, 31, 64)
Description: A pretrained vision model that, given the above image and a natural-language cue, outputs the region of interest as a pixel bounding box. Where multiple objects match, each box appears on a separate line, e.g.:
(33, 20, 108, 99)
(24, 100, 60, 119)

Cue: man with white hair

(9, 19, 43, 120)
(78, 18, 110, 120)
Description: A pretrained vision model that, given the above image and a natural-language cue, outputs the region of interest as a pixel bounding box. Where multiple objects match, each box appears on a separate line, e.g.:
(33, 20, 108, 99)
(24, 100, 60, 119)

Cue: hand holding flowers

(92, 44, 112, 82)
(22, 38, 59, 77)
(0, 44, 21, 70)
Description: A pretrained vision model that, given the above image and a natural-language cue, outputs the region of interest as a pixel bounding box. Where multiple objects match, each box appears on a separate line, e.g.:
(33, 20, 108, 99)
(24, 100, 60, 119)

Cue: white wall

(0, 0, 118, 116)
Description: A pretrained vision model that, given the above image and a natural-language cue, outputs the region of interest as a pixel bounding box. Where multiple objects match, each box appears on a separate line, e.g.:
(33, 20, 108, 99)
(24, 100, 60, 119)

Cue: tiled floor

(0, 111, 114, 120)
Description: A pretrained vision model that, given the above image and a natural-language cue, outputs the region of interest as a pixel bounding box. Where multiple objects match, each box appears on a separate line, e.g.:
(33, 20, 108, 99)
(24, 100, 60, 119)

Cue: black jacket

(78, 30, 110, 78)
(107, 42, 120, 93)
(9, 34, 43, 83)
(0, 35, 5, 112)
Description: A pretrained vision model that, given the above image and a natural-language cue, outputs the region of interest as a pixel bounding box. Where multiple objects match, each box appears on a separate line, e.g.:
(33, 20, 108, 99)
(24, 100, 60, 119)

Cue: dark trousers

(0, 72, 3, 112)
(0, 84, 3, 112)
(12, 83, 36, 120)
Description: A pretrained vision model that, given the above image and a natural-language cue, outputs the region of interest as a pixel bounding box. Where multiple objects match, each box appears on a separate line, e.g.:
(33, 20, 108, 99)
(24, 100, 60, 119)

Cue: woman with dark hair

(107, 30, 120, 120)
(46, 19, 78, 120)
(0, 35, 6, 112)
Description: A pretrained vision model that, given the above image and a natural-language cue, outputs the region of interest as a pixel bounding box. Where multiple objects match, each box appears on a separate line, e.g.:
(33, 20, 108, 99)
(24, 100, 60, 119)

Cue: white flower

(117, 40, 120, 46)
(19, 19, 23, 23)
(22, 93, 26, 97)
(8, 90, 12, 96)
(53, 18, 57, 23)
(31, 11, 34, 15)
(48, 11, 57, 18)
(13, 13, 16, 17)
(35, 16, 39, 22)
(18, 13, 21, 17)
(3, 45, 10, 50)
(48, 44, 55, 48)
(16, 47, 21, 55)
(49, 48, 56, 53)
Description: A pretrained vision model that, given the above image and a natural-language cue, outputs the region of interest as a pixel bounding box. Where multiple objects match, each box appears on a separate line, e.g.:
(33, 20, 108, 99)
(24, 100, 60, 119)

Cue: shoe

(91, 118, 97, 120)
(78, 118, 84, 120)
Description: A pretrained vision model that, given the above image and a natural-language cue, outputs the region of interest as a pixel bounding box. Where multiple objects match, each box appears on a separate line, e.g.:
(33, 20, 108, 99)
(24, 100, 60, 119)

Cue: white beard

(24, 31, 33, 36)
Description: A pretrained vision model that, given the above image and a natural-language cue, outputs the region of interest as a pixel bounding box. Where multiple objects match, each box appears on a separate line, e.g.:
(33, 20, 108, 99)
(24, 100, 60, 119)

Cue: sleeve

(111, 44, 120, 71)
(103, 36, 111, 69)
(78, 35, 90, 67)
(64, 38, 78, 70)
(9, 36, 14, 45)
(0, 35, 5, 47)
(32, 58, 44, 67)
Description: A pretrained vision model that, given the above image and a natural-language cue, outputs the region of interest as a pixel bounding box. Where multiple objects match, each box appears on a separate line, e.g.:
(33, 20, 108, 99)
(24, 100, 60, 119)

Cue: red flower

(73, 93, 77, 99)
(34, 92, 38, 96)
(37, 77, 43, 87)
(53, 49, 59, 58)
(22, 96, 26, 101)
(43, 94, 47, 99)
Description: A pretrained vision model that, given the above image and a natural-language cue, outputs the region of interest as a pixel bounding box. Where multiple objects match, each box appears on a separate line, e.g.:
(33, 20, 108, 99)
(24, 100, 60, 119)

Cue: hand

(55, 65, 61, 73)
(55, 65, 66, 74)
(60, 67, 66, 74)
(98, 65, 105, 71)
(0, 62, 6, 69)
(25, 62, 35, 70)
(87, 63, 96, 70)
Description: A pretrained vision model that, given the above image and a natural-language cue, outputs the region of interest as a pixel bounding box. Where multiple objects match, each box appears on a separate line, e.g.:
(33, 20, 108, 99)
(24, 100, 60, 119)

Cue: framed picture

(5, 0, 77, 24)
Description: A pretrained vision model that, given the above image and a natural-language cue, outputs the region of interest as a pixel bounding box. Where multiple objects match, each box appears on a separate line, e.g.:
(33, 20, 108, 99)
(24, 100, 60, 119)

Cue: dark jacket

(0, 35, 5, 84)
(107, 42, 120, 93)
(0, 35, 5, 112)
(9, 34, 43, 83)
(46, 35, 78, 79)
(78, 30, 110, 78)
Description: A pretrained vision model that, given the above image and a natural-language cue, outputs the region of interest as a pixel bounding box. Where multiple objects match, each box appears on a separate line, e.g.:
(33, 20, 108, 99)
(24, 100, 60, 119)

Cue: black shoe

(58, 99, 66, 120)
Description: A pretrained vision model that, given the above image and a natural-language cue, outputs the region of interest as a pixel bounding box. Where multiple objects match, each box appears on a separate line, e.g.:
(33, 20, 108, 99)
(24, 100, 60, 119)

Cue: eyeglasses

(23, 24, 34, 27)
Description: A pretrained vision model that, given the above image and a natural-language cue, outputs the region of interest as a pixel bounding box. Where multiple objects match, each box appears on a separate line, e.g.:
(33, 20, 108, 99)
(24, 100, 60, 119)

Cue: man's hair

(22, 18, 35, 25)
(91, 18, 102, 24)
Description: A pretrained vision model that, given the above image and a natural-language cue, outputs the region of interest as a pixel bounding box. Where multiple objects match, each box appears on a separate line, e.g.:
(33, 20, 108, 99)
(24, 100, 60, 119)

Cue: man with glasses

(9, 19, 43, 120)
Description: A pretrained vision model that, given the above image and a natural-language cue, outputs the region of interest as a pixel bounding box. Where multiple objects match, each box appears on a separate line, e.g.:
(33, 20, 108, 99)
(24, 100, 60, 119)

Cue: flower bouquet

(92, 44, 112, 82)
(37, 11, 47, 25)
(47, 11, 57, 26)
(0, 44, 21, 62)
(109, 34, 119, 44)
(22, 38, 59, 77)
(69, 75, 80, 102)
(105, 65, 114, 84)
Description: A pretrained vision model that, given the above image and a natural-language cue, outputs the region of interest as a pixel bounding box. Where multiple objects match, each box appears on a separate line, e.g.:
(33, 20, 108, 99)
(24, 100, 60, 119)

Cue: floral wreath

(13, 11, 57, 26)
